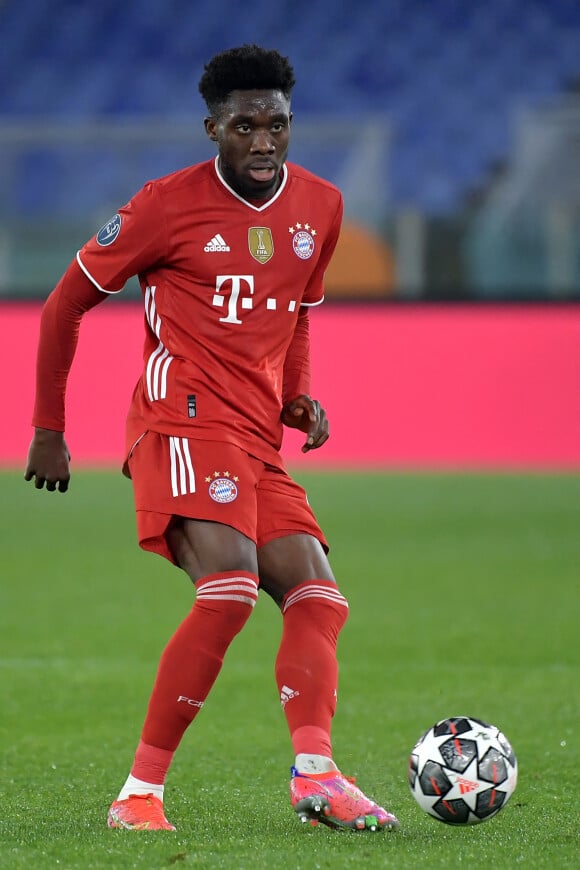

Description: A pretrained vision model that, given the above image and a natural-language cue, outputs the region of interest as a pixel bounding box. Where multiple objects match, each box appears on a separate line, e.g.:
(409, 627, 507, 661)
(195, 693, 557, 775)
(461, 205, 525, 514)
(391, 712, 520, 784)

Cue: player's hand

(281, 395, 329, 453)
(24, 428, 71, 492)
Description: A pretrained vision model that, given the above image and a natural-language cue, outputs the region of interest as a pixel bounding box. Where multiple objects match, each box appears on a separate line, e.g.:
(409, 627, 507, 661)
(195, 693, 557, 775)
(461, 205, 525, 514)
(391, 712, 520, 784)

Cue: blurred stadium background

(1, 0, 580, 466)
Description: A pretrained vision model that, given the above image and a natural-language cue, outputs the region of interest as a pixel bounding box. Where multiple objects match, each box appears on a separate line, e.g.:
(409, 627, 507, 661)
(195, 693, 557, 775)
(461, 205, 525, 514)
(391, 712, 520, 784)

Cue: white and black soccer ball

(408, 716, 518, 825)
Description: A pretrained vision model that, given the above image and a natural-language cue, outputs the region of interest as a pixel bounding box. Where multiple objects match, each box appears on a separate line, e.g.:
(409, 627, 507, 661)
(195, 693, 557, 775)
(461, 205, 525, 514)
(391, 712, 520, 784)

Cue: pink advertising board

(4, 302, 580, 470)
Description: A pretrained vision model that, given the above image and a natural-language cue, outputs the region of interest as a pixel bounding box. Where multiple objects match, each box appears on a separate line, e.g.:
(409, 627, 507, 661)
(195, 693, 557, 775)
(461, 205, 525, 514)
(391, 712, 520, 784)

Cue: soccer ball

(408, 716, 518, 825)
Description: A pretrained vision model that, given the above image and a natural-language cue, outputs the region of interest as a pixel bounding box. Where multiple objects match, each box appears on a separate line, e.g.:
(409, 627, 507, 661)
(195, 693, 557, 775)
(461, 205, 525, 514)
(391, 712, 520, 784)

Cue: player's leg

(109, 435, 261, 831)
(257, 470, 400, 832)
(258, 531, 346, 770)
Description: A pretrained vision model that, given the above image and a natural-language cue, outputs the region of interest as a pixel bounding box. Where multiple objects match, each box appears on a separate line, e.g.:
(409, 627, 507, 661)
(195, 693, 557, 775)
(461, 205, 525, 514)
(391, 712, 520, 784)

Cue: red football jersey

(77, 158, 343, 466)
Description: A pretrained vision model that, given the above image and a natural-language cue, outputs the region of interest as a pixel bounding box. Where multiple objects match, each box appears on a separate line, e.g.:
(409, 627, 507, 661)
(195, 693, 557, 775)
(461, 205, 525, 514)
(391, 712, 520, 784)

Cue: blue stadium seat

(0, 0, 579, 215)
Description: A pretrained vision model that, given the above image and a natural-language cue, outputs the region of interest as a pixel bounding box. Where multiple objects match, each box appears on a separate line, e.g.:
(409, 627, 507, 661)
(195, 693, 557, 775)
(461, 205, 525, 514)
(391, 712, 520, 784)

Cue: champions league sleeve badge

(96, 213, 122, 246)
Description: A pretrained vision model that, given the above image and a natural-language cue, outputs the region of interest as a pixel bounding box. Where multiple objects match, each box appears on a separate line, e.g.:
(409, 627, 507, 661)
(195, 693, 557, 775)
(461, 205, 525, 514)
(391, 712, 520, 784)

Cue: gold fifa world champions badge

(248, 227, 274, 264)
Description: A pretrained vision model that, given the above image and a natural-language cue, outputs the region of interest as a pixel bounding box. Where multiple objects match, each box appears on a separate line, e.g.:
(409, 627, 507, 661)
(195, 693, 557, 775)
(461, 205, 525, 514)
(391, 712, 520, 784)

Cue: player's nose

(250, 130, 275, 153)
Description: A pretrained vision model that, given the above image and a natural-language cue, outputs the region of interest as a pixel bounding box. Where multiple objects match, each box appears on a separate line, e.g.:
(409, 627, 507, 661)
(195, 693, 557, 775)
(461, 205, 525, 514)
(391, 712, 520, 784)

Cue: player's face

(205, 89, 292, 201)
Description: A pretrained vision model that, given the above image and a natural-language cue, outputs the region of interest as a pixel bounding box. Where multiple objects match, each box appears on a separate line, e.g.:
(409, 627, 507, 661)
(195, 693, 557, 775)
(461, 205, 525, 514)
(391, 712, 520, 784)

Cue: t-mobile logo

(211, 274, 298, 322)
(212, 275, 255, 324)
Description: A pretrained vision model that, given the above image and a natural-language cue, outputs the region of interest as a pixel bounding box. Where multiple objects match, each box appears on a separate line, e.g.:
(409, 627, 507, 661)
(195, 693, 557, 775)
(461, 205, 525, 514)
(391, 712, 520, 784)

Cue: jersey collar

(213, 157, 288, 211)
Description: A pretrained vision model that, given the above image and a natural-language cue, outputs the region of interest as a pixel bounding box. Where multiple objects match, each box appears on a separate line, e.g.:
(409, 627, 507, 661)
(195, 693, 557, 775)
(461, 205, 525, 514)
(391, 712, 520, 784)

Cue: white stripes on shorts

(169, 436, 196, 497)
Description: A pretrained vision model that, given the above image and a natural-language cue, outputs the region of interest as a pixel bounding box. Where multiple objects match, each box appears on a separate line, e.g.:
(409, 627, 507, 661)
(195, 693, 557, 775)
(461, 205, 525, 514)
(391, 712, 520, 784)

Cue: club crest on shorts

(289, 222, 316, 260)
(96, 213, 122, 246)
(248, 227, 274, 264)
(206, 471, 239, 503)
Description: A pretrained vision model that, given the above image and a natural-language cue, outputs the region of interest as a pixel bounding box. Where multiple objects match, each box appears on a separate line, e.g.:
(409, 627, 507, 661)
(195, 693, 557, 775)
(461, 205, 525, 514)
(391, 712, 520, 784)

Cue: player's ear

(204, 117, 218, 141)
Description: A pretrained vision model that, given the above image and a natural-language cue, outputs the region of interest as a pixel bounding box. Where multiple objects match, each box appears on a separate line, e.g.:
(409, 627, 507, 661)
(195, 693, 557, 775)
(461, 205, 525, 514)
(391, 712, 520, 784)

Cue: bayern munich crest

(207, 472, 239, 504)
(289, 222, 316, 259)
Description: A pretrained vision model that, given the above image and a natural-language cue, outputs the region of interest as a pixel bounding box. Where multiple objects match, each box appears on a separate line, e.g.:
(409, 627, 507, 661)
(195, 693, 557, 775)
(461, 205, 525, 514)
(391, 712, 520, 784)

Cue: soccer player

(25, 45, 399, 834)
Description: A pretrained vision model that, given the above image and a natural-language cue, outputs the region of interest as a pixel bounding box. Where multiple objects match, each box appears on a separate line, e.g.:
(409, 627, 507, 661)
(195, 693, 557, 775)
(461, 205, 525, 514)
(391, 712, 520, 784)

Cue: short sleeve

(301, 194, 344, 306)
(76, 182, 168, 293)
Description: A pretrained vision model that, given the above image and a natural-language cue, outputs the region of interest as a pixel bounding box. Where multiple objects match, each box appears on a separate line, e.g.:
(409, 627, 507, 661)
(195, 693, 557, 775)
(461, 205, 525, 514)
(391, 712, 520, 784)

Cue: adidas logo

(204, 233, 230, 252)
(280, 684, 300, 708)
(456, 777, 480, 794)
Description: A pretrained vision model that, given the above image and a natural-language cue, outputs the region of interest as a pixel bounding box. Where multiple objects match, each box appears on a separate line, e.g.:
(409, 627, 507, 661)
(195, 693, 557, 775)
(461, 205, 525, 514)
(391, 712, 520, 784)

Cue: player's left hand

(281, 395, 329, 453)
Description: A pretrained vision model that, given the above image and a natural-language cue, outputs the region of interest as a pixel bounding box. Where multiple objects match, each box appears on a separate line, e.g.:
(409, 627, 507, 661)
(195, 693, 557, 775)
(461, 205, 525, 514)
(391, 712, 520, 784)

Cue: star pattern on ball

(443, 757, 486, 810)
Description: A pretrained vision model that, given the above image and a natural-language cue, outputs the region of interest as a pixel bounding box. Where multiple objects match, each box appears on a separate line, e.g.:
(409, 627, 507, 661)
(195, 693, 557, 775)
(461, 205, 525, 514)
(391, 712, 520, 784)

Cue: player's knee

(258, 533, 336, 606)
(279, 578, 349, 646)
(167, 518, 258, 583)
(194, 570, 259, 635)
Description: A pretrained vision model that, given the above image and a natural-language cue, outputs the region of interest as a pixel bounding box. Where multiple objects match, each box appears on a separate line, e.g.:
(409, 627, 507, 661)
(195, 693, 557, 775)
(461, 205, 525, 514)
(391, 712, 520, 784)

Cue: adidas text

(280, 685, 300, 708)
(205, 234, 230, 252)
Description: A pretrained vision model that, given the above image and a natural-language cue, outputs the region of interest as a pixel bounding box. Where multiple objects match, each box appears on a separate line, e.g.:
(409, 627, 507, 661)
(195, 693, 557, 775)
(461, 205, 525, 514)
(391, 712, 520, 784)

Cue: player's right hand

(24, 428, 71, 492)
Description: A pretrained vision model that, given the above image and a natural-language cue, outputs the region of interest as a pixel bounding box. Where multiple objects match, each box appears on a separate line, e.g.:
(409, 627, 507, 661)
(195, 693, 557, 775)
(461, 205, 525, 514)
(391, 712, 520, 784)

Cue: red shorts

(125, 431, 327, 564)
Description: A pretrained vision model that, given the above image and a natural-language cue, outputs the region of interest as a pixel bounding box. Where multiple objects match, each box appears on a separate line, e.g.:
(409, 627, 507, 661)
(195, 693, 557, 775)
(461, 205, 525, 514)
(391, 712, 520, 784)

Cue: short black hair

(199, 44, 296, 116)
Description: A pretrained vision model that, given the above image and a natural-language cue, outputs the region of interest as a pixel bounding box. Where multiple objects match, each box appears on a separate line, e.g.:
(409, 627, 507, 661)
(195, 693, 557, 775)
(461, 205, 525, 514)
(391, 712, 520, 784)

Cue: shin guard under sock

(131, 571, 259, 783)
(275, 579, 348, 758)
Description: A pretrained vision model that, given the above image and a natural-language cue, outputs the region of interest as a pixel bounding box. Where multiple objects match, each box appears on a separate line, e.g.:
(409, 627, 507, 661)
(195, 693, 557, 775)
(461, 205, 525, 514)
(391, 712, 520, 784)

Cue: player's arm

(280, 193, 343, 452)
(24, 260, 107, 492)
(26, 183, 168, 492)
(280, 307, 329, 453)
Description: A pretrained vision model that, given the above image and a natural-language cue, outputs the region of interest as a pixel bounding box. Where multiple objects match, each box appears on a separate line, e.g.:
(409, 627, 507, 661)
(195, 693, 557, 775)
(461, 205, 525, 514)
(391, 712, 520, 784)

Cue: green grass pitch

(1, 468, 579, 868)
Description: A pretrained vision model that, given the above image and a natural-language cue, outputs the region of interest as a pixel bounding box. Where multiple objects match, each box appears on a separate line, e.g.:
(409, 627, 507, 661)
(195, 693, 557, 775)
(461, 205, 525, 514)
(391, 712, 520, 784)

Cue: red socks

(130, 571, 259, 783)
(275, 580, 349, 758)
(129, 574, 348, 786)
